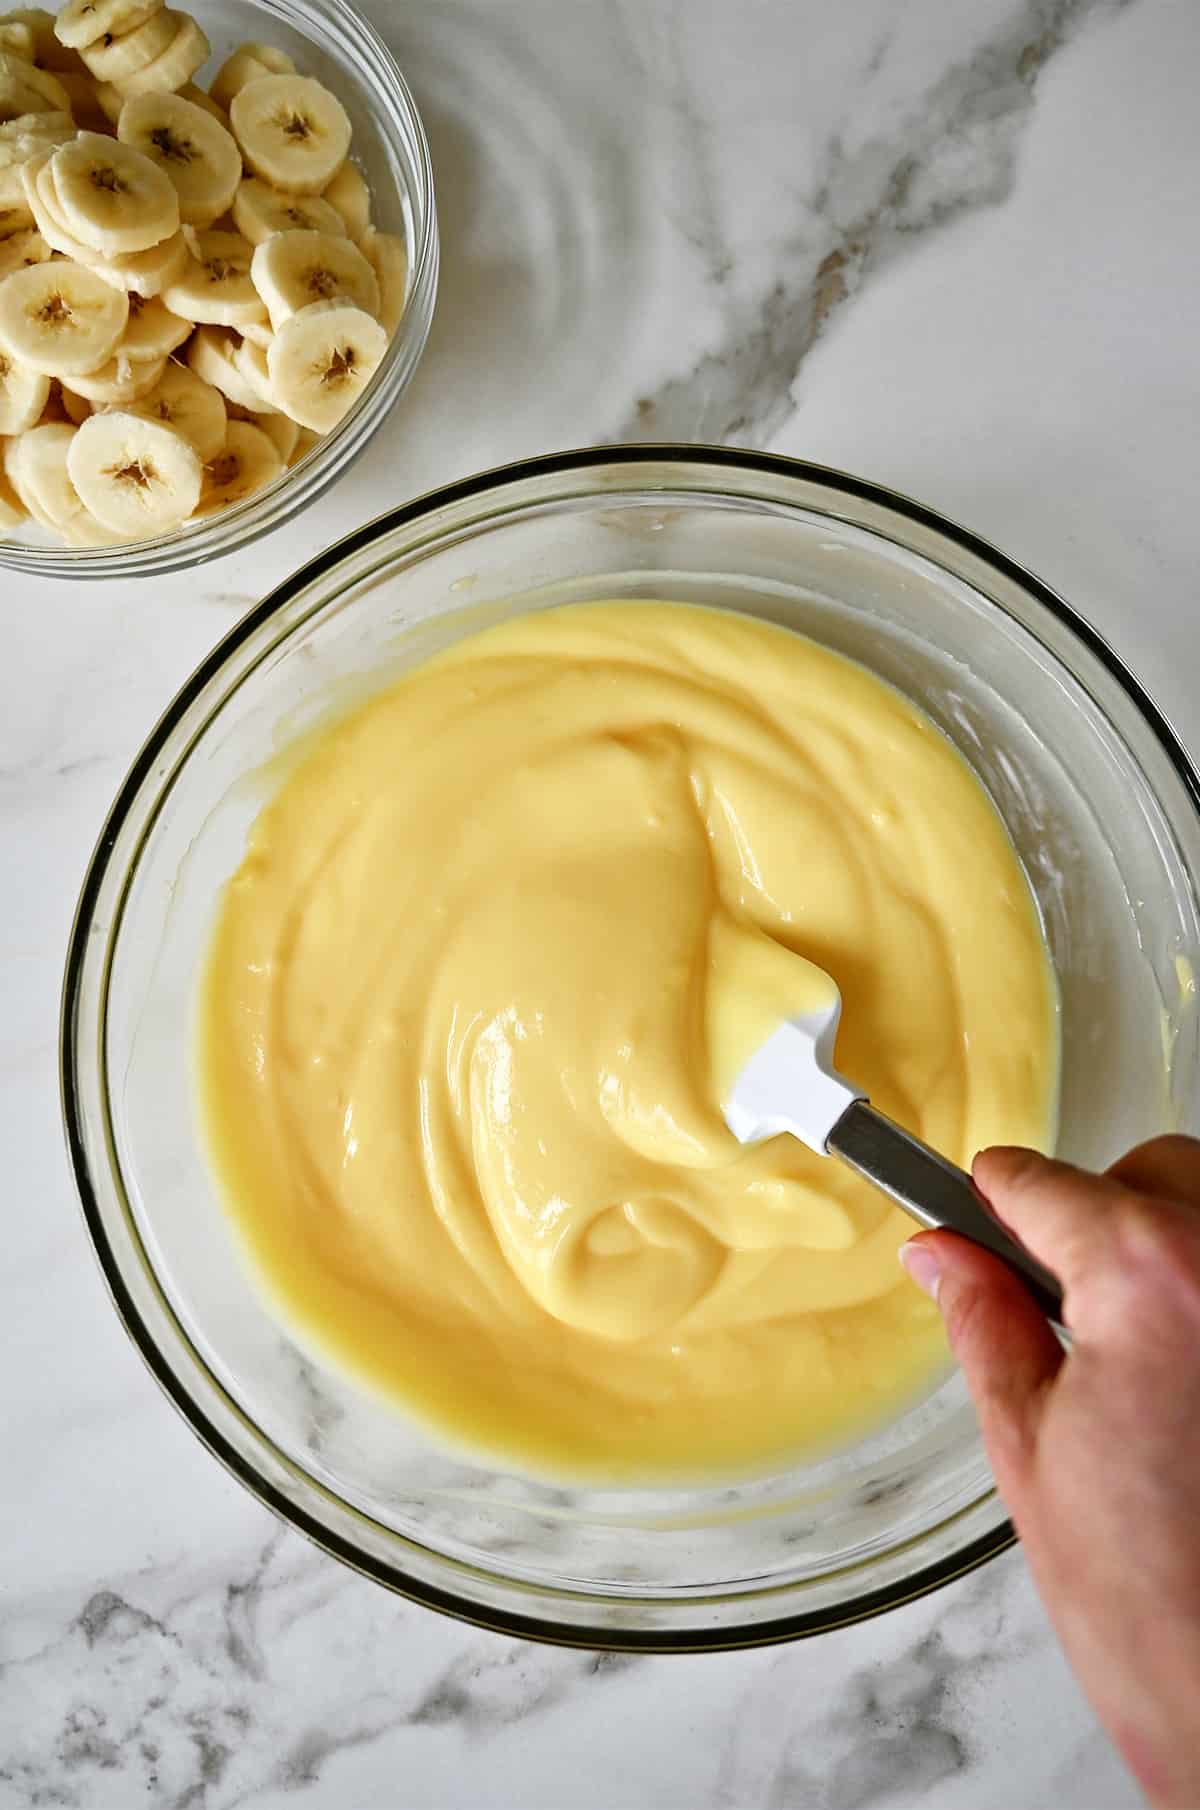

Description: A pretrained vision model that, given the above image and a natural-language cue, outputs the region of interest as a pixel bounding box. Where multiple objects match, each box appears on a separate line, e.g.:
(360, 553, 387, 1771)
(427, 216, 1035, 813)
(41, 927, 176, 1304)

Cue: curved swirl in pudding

(199, 601, 1057, 1480)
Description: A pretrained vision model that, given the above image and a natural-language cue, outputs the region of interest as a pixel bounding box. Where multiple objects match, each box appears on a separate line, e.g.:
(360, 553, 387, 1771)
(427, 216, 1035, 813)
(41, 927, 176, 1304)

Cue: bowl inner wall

(104, 491, 1198, 1598)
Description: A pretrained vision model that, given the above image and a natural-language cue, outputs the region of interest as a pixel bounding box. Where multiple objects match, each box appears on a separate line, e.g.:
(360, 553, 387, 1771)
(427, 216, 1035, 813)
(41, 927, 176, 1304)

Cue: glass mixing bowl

(61, 448, 1200, 1649)
(0, 0, 437, 580)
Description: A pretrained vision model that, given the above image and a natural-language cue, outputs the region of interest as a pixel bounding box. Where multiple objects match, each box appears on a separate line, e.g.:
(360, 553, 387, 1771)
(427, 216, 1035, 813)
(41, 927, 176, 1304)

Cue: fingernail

(899, 1241, 941, 1300)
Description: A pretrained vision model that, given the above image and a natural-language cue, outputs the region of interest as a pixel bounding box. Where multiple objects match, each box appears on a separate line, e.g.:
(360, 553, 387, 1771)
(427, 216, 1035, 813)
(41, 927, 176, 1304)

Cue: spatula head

(721, 975, 864, 1154)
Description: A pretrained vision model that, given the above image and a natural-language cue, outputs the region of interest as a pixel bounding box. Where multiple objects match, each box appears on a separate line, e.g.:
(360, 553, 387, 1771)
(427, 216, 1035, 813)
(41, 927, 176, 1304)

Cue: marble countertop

(4, 0, 1197, 1803)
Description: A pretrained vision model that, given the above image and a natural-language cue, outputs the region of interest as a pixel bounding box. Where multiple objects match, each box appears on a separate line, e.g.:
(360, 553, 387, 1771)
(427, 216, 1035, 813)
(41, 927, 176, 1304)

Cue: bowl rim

(59, 443, 1200, 1650)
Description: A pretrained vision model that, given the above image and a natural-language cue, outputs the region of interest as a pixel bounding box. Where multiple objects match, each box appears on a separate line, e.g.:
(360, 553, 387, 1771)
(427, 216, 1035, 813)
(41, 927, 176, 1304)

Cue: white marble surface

(3, 0, 1198, 1802)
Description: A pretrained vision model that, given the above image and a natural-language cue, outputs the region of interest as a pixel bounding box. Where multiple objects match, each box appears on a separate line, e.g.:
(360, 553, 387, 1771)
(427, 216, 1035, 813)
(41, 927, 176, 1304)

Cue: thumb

(901, 1230, 1062, 1494)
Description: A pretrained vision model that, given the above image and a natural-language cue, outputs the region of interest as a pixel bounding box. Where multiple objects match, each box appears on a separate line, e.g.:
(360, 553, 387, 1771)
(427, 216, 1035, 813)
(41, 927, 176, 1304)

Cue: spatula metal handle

(828, 1100, 1066, 1332)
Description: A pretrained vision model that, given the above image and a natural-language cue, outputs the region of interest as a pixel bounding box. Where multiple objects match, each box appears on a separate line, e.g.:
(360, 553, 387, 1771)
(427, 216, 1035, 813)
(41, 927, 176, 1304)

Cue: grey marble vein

(617, 0, 1128, 446)
(1, 1515, 655, 1809)
(714, 1562, 1018, 1809)
(408, 1642, 640, 1739)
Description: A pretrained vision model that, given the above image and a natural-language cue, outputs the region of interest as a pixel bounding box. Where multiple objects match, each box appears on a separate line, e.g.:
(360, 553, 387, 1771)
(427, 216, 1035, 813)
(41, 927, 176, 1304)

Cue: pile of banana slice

(0, 1, 407, 547)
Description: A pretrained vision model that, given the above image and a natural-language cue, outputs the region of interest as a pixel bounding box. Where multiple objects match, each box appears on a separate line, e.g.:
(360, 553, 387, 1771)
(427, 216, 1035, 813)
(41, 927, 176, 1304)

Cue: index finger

(971, 1145, 1125, 1293)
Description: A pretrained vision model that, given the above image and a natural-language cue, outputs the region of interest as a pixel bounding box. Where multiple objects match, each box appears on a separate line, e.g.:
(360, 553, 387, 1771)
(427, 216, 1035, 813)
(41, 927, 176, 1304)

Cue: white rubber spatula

(721, 955, 1065, 1327)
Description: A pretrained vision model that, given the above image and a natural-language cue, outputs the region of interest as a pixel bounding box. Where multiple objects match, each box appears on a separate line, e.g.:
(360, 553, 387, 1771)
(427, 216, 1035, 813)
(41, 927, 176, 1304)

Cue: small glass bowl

(1, 0, 437, 580)
(61, 449, 1200, 1650)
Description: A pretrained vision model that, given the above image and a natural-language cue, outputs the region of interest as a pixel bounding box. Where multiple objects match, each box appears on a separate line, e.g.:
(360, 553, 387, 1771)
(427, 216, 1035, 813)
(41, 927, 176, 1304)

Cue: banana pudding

(197, 600, 1060, 1483)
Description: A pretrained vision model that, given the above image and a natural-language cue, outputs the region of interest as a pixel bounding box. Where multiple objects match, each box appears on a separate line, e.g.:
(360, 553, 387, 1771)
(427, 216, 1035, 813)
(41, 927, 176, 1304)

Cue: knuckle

(940, 1277, 987, 1355)
(1114, 1197, 1200, 1313)
(1109, 1133, 1200, 1203)
(1117, 1196, 1181, 1263)
(1150, 1132, 1200, 1165)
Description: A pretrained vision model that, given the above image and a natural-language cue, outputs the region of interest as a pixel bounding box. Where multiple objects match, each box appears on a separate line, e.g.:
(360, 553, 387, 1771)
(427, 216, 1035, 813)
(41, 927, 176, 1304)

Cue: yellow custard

(198, 601, 1059, 1481)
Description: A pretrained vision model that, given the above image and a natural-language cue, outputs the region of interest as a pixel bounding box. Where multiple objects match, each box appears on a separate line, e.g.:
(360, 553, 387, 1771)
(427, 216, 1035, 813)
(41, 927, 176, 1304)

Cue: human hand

(900, 1137, 1200, 1810)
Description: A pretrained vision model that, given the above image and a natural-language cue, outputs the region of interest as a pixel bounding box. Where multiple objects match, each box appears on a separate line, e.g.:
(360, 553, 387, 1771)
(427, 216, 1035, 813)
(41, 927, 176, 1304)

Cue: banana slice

(22, 147, 100, 256)
(322, 158, 369, 242)
(0, 254, 127, 371)
(0, 70, 47, 117)
(358, 227, 405, 337)
(22, 157, 86, 254)
(228, 330, 280, 411)
(51, 131, 178, 254)
(19, 57, 72, 111)
(79, 4, 174, 82)
(121, 355, 222, 457)
(0, 128, 63, 211)
(0, 20, 34, 57)
(25, 149, 137, 268)
(112, 11, 207, 98)
(287, 423, 317, 465)
(6, 418, 83, 523)
(236, 313, 270, 347)
(92, 76, 120, 123)
(55, 0, 162, 51)
(117, 92, 241, 227)
(0, 126, 45, 204)
(186, 319, 263, 410)
(0, 65, 60, 118)
(66, 346, 163, 400)
(1, 11, 47, 53)
(67, 404, 200, 530)
(250, 228, 379, 330)
(0, 449, 27, 524)
(34, 371, 67, 420)
(266, 298, 385, 431)
(0, 49, 70, 111)
(230, 74, 351, 196)
(0, 193, 32, 227)
(1, 430, 22, 484)
(62, 507, 126, 542)
(177, 79, 227, 125)
(162, 225, 265, 327)
(60, 380, 91, 421)
(0, 190, 33, 228)
(0, 105, 73, 140)
(208, 42, 293, 114)
(0, 219, 47, 275)
(194, 414, 280, 513)
(248, 404, 296, 462)
(88, 224, 186, 293)
(3, 9, 83, 71)
(117, 286, 188, 360)
(57, 70, 112, 132)
(231, 176, 343, 245)
(0, 338, 47, 428)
